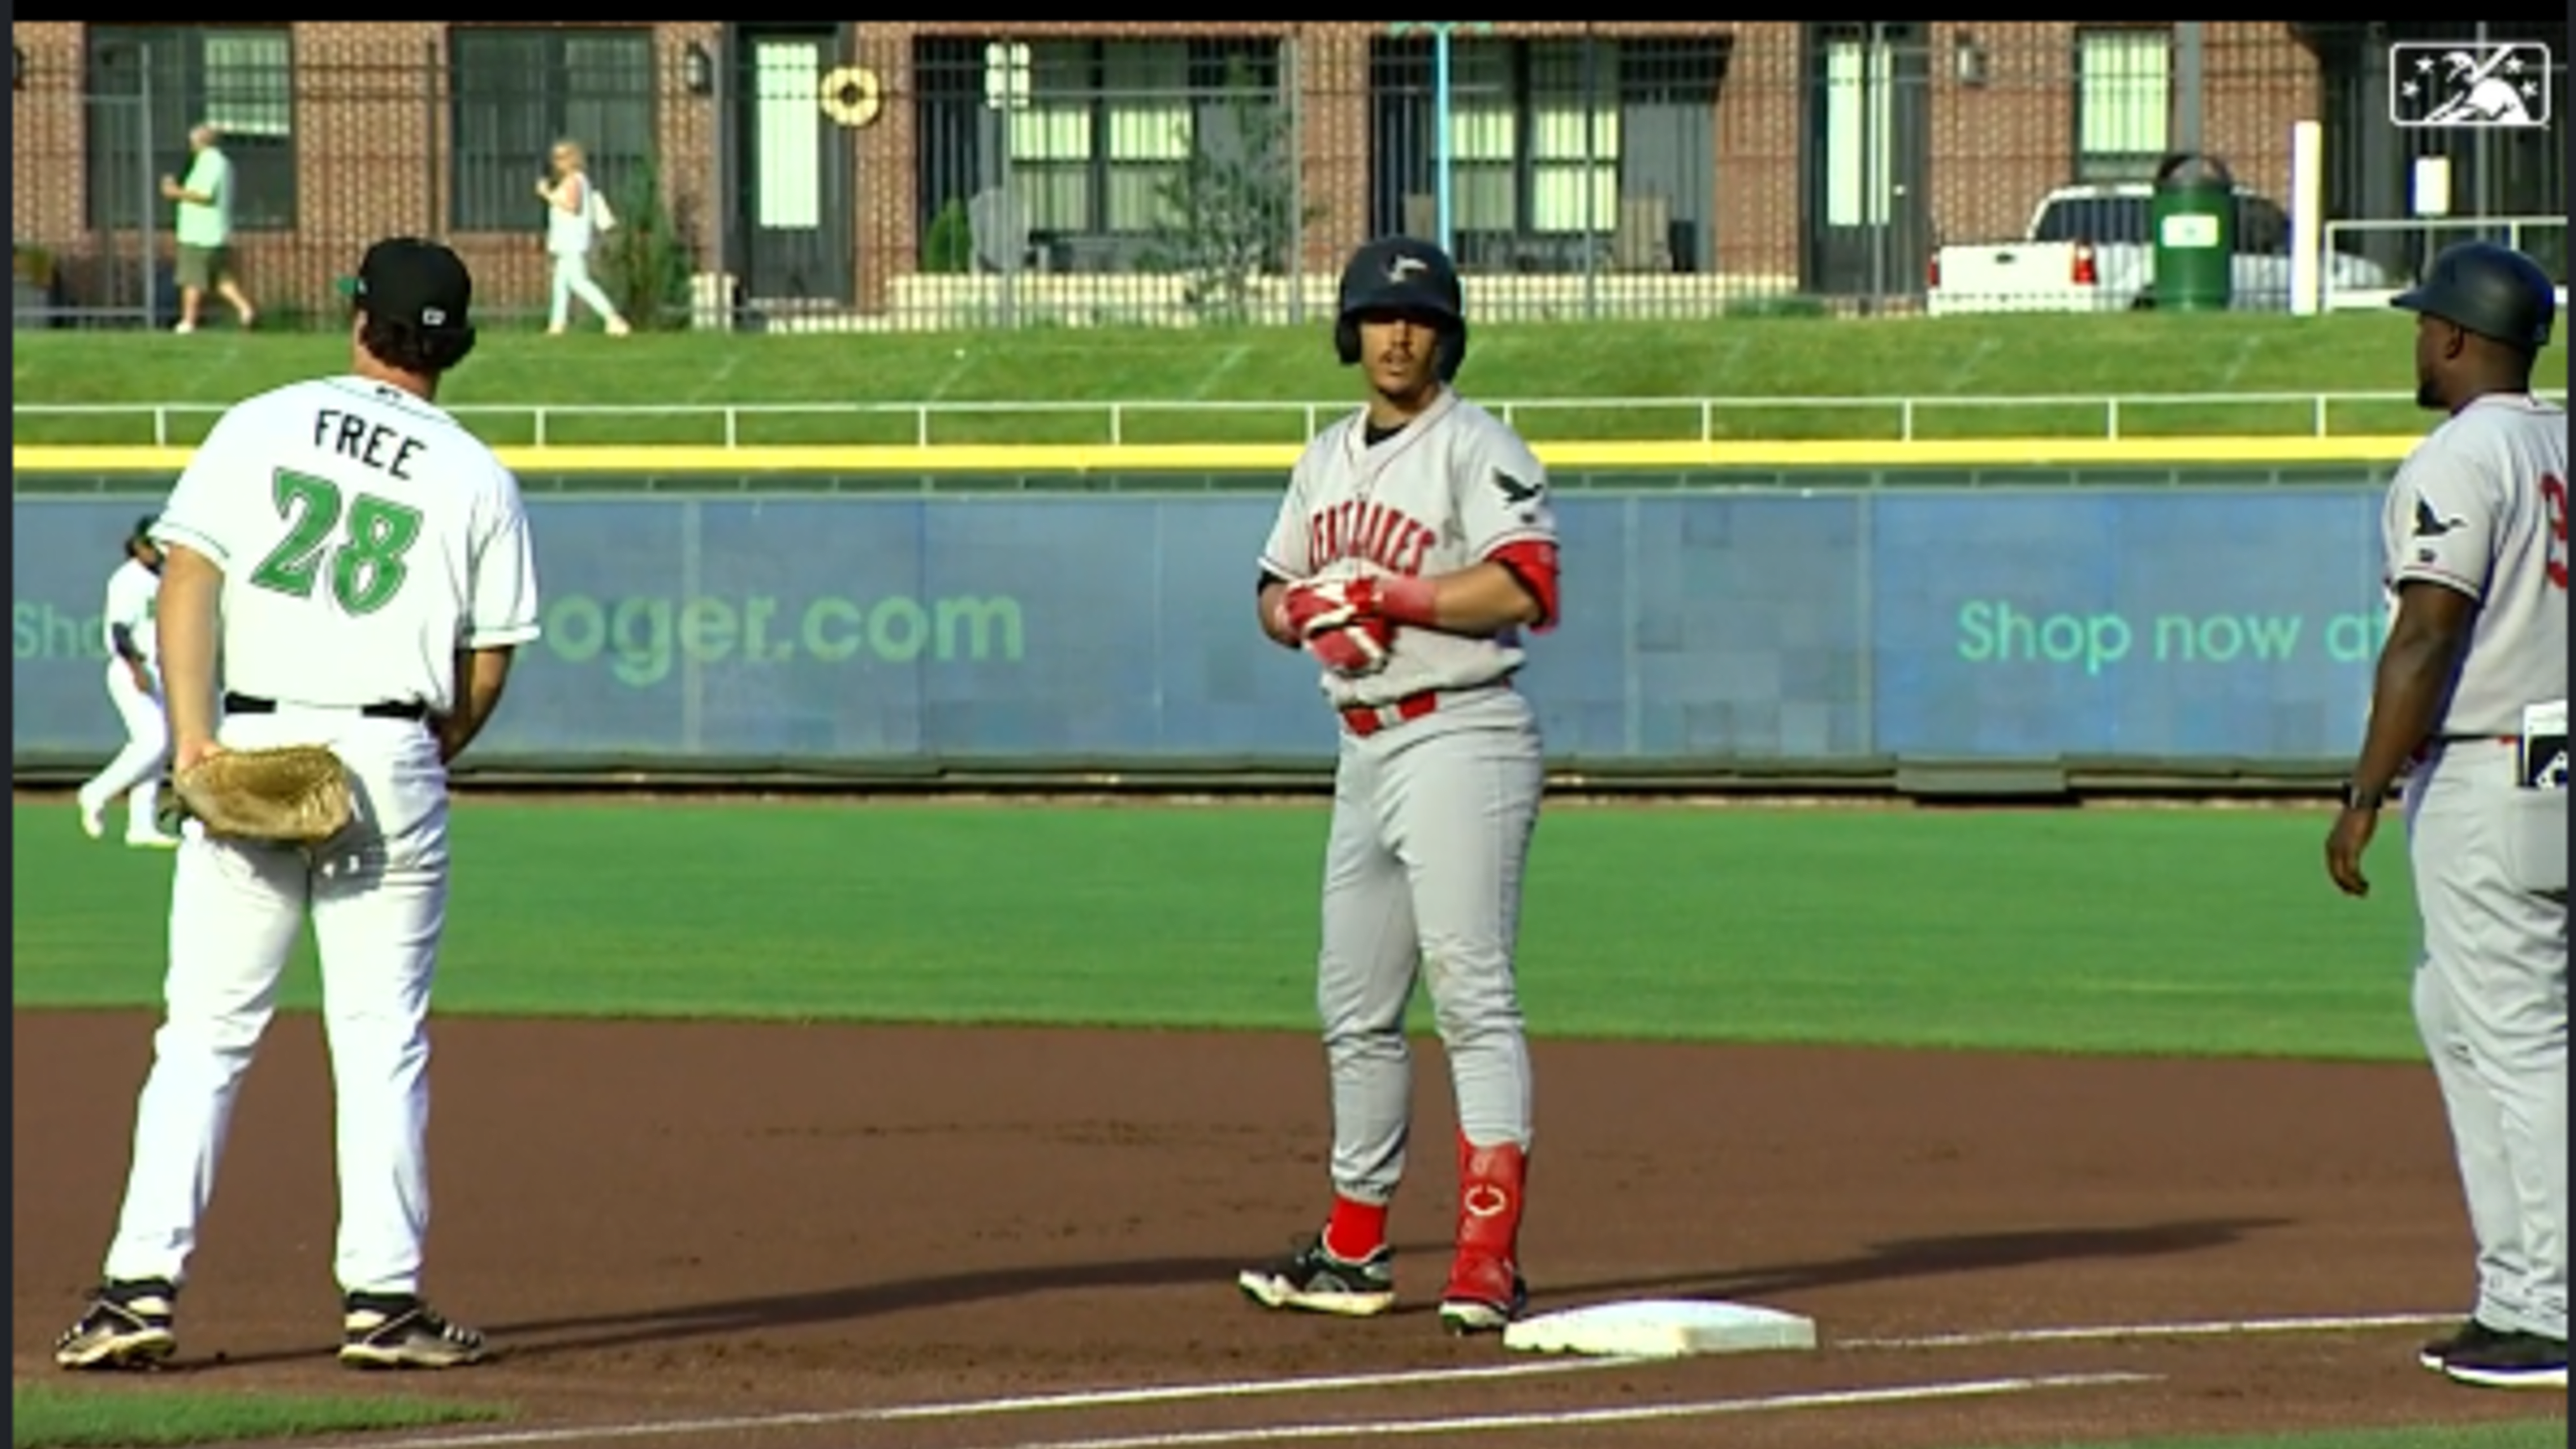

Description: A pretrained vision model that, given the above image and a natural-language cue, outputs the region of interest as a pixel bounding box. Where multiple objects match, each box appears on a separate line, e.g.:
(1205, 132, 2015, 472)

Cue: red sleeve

(1486, 540, 1560, 632)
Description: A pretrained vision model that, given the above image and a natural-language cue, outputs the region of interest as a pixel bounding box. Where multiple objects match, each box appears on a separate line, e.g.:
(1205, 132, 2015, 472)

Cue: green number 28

(247, 469, 423, 617)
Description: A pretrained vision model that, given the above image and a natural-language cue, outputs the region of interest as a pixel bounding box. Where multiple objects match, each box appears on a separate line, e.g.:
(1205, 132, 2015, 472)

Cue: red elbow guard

(1487, 541, 1560, 631)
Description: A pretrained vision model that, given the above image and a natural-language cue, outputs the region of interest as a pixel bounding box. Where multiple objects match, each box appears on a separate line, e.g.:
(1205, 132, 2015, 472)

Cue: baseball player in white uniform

(2326, 241, 2568, 1390)
(1237, 238, 1559, 1336)
(75, 519, 183, 848)
(55, 237, 541, 1374)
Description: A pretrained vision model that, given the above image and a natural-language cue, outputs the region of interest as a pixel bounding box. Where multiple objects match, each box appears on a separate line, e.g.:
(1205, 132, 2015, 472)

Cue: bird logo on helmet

(1334, 236, 1469, 383)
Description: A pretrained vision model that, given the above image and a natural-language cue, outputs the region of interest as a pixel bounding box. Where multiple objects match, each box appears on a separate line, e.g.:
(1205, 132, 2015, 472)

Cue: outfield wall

(12, 487, 2389, 793)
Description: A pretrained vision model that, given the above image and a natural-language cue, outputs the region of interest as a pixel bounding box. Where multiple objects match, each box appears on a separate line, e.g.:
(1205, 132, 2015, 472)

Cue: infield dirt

(12, 1013, 2567, 1448)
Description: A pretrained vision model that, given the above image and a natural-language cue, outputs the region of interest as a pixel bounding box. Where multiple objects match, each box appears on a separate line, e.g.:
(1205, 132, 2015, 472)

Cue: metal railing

(16, 390, 2546, 450)
(2321, 216, 2570, 310)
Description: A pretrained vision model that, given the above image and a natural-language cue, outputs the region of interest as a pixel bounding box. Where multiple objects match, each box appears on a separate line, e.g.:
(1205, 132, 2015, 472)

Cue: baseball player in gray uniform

(2325, 241, 2568, 1390)
(1235, 237, 1559, 1336)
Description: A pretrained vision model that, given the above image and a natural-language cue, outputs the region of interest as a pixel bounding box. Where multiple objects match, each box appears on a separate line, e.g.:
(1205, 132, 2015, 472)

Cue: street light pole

(1389, 22, 1493, 257)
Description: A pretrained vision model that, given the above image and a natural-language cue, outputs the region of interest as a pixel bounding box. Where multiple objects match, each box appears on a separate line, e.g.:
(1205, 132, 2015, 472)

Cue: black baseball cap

(335, 236, 473, 333)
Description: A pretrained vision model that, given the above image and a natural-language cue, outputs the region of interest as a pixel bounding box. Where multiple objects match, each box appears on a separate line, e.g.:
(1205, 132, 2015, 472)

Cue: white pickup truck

(1924, 183, 2402, 316)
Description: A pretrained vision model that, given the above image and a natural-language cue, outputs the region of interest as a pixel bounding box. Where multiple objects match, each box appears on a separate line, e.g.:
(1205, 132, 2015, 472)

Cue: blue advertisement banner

(12, 490, 2391, 767)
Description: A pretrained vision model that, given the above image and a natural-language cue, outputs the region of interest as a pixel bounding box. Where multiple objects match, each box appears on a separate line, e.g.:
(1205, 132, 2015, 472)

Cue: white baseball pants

(100, 704, 454, 1298)
(2405, 737, 2569, 1341)
(79, 662, 169, 838)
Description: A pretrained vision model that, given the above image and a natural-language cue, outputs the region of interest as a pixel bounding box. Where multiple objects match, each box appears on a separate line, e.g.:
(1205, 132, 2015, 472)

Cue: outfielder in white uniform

(2326, 241, 2568, 1390)
(56, 237, 541, 1374)
(75, 520, 183, 848)
(1237, 238, 1559, 1335)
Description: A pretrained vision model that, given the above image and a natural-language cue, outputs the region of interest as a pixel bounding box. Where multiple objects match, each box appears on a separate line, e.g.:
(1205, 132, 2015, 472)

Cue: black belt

(224, 692, 426, 720)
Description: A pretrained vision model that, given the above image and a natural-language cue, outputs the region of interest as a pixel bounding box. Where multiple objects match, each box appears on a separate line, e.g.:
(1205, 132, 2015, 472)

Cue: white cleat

(78, 799, 106, 840)
(125, 831, 180, 850)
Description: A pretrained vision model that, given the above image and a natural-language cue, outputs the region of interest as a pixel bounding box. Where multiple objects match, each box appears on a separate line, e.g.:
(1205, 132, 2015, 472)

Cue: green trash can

(2151, 152, 2236, 312)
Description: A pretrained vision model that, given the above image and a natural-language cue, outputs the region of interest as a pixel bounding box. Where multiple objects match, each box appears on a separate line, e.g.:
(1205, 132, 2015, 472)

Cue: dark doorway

(1800, 22, 1932, 300)
(728, 24, 855, 304)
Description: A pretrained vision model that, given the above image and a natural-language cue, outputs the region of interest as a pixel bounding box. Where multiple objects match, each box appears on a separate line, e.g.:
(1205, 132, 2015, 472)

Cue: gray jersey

(2379, 392, 2570, 735)
(1259, 390, 1557, 709)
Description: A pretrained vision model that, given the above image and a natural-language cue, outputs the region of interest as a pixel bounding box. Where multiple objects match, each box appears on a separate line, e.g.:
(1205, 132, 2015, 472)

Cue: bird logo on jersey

(2412, 496, 2466, 538)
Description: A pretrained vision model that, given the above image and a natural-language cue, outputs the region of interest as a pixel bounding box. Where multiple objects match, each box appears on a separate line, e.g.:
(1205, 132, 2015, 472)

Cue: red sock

(1324, 1196, 1389, 1260)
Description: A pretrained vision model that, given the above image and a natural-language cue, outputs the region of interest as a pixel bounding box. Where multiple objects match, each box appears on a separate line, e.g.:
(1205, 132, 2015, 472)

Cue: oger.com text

(543, 591, 1026, 688)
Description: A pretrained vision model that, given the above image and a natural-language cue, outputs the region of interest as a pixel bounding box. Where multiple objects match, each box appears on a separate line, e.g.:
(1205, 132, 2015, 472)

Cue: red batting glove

(1283, 574, 1440, 636)
(1279, 579, 1357, 636)
(1343, 574, 1440, 628)
(1306, 616, 1394, 676)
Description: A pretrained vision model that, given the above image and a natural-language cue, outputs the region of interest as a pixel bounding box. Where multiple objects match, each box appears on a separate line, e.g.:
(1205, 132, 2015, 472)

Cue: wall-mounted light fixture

(1951, 32, 1990, 88)
(683, 41, 714, 97)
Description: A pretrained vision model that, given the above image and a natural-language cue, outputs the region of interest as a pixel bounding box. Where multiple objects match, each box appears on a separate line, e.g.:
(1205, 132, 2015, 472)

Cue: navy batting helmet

(1335, 236, 1467, 382)
(2391, 240, 2557, 351)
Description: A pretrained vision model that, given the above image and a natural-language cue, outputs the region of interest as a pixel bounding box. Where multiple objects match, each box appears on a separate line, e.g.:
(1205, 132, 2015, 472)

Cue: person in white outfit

(77, 519, 182, 849)
(535, 140, 629, 336)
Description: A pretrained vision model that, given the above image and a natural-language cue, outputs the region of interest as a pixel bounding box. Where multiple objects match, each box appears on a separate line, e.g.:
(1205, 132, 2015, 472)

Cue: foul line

(334, 1306, 2444, 1449)
(1839, 1309, 2459, 1351)
(961, 1372, 2158, 1449)
(345, 1356, 1640, 1449)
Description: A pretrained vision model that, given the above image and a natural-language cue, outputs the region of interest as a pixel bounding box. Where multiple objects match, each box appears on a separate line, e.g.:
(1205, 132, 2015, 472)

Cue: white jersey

(101, 558, 161, 666)
(2380, 392, 2570, 736)
(152, 375, 543, 717)
(1260, 389, 1559, 708)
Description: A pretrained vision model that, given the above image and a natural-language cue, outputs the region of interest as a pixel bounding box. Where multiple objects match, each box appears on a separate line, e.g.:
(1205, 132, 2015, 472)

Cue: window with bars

(1446, 43, 1518, 234)
(85, 24, 297, 232)
(448, 26, 656, 232)
(1525, 41, 1617, 235)
(991, 39, 1225, 236)
(2074, 26, 2171, 183)
(1372, 37, 1624, 245)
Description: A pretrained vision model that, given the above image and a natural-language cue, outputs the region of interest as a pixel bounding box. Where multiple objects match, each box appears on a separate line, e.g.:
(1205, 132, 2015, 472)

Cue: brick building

(8, 22, 2558, 325)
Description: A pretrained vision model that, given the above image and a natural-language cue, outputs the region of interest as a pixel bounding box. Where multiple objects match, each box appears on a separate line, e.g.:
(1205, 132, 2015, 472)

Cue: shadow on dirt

(168, 1217, 2286, 1366)
(1527, 1216, 2296, 1310)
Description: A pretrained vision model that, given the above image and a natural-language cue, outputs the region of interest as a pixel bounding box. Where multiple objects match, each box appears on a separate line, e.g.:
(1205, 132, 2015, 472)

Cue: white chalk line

(1839, 1308, 2459, 1351)
(956, 1372, 2159, 1449)
(343, 1357, 1638, 1449)
(336, 1306, 2446, 1449)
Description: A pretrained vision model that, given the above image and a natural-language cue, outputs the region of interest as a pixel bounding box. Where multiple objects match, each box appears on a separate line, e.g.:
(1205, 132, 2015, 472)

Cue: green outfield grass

(13, 800, 2424, 1061)
(9, 1382, 504, 1448)
(14, 312, 2559, 449)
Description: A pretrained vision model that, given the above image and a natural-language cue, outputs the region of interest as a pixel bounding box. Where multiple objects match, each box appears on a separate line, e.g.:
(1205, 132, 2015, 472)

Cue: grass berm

(13, 312, 2565, 449)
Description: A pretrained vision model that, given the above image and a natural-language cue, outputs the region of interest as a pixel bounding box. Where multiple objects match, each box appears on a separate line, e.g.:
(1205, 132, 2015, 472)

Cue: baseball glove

(171, 745, 355, 846)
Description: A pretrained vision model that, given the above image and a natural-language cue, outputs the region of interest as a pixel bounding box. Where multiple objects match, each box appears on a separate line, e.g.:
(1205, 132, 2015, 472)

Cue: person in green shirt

(159, 124, 257, 334)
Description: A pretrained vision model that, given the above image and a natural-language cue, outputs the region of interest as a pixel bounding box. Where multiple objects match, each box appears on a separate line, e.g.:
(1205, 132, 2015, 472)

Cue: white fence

(2320, 216, 2569, 312)
(19, 390, 2554, 450)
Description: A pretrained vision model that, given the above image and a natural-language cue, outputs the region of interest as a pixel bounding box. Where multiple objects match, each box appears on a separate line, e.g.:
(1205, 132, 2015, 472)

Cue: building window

(1525, 43, 1618, 235)
(938, 37, 1277, 260)
(1099, 42, 1190, 234)
(85, 25, 296, 232)
(2074, 26, 2171, 183)
(449, 25, 655, 233)
(1436, 42, 1618, 236)
(1371, 38, 1628, 267)
(989, 39, 1237, 237)
(1446, 43, 1518, 235)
